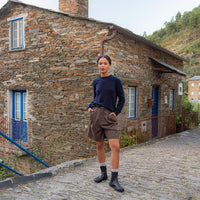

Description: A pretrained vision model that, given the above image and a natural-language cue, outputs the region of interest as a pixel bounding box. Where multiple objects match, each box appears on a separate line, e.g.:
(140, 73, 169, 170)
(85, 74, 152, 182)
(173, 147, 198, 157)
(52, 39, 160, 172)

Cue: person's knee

(110, 142, 120, 152)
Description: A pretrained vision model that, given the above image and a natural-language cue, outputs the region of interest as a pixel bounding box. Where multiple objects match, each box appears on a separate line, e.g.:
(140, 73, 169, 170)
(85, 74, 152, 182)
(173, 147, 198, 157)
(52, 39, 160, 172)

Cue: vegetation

(182, 94, 194, 113)
(176, 114, 182, 129)
(120, 134, 136, 148)
(119, 128, 151, 148)
(0, 166, 14, 181)
(144, 4, 200, 81)
(193, 103, 200, 123)
(145, 5, 200, 51)
(0, 151, 21, 181)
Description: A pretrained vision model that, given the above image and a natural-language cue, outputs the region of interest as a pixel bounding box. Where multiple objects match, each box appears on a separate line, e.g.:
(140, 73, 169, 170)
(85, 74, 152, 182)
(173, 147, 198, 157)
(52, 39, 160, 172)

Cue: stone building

(0, 0, 186, 169)
(188, 76, 200, 104)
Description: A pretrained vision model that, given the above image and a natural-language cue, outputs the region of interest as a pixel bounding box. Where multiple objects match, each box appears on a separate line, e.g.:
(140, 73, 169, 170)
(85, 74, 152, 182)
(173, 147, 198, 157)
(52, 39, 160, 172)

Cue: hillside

(145, 5, 200, 80)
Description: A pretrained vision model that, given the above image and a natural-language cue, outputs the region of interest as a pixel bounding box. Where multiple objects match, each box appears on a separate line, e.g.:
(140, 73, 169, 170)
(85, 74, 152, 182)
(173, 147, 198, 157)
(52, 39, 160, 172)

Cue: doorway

(152, 87, 159, 138)
(12, 90, 27, 143)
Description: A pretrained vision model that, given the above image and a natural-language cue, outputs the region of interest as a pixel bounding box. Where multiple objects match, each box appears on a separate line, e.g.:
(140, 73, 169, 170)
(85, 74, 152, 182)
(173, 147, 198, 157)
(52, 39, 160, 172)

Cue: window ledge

(127, 117, 136, 120)
(9, 48, 26, 53)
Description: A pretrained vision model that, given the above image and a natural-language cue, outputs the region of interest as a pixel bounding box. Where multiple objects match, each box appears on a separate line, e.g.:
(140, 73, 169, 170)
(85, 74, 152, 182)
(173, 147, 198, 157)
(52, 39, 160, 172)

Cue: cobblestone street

(0, 128, 200, 200)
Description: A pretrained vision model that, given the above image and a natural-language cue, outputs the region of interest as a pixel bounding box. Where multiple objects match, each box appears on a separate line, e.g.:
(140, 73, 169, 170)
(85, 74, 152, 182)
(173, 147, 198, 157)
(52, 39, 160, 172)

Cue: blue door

(152, 87, 159, 138)
(12, 91, 27, 143)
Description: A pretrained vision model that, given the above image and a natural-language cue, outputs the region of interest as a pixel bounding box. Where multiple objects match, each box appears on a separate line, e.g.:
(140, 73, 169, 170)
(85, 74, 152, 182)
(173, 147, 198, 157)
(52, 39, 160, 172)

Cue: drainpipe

(100, 25, 117, 56)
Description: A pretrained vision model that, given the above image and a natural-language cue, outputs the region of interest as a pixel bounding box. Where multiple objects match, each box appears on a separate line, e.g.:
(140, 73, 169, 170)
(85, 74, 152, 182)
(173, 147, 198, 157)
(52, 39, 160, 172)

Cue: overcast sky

(0, 0, 200, 35)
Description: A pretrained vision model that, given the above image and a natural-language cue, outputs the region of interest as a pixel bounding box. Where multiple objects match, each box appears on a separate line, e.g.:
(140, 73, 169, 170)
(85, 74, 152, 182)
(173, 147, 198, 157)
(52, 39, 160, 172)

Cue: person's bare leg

(96, 141, 105, 163)
(108, 138, 124, 192)
(108, 139, 120, 169)
(94, 141, 108, 183)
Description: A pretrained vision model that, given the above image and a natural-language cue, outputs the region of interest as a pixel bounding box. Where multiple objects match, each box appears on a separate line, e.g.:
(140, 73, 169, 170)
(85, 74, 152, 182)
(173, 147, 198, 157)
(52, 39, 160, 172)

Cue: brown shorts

(88, 106, 119, 141)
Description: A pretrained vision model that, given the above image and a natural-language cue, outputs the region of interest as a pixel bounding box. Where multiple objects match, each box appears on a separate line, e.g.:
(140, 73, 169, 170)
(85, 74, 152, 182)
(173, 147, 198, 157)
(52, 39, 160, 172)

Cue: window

(191, 91, 194, 96)
(13, 91, 27, 120)
(11, 18, 24, 49)
(178, 83, 183, 95)
(191, 83, 194, 87)
(191, 99, 194, 103)
(128, 86, 137, 118)
(15, 92, 21, 120)
(169, 89, 174, 110)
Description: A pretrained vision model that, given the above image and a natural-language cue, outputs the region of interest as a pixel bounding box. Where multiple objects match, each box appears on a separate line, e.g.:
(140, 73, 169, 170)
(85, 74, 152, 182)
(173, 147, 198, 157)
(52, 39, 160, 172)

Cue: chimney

(59, 0, 88, 18)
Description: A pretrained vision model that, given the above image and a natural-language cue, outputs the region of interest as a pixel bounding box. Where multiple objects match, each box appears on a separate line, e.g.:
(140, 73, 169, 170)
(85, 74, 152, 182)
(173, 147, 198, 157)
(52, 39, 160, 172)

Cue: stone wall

(0, 4, 110, 166)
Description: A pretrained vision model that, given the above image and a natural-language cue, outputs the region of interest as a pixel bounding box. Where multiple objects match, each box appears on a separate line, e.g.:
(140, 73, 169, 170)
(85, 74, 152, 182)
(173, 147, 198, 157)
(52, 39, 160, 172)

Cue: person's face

(98, 57, 110, 77)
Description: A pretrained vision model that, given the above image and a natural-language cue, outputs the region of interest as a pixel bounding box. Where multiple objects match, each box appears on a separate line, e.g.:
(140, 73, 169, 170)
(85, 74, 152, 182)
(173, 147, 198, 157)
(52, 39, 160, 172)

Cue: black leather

(94, 166, 108, 183)
(109, 172, 124, 192)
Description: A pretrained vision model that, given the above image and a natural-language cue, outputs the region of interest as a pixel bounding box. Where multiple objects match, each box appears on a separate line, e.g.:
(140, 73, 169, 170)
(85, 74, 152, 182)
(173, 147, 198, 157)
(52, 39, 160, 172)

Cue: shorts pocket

(89, 108, 97, 120)
(107, 113, 117, 123)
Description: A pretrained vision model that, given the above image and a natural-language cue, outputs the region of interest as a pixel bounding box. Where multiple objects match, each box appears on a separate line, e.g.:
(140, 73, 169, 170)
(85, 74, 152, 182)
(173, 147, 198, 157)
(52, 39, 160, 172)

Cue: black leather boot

(109, 172, 124, 192)
(94, 166, 108, 183)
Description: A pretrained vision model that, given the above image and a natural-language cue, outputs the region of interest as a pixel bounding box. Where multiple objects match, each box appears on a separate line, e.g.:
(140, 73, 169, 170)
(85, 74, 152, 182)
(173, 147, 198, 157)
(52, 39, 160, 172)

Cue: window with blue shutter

(11, 17, 24, 49)
(128, 86, 137, 119)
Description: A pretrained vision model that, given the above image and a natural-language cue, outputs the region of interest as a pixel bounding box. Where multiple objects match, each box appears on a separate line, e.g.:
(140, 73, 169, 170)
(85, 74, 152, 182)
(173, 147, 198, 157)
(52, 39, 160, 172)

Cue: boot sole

(109, 183, 124, 192)
(94, 177, 108, 183)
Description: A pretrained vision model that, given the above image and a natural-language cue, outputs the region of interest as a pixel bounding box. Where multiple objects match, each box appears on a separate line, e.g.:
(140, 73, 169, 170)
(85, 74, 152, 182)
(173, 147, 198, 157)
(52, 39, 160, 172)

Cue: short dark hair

(97, 55, 112, 65)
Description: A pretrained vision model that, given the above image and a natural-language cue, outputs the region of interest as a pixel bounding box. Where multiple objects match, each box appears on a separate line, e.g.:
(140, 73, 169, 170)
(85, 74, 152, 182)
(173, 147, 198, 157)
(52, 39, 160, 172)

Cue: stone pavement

(0, 128, 200, 200)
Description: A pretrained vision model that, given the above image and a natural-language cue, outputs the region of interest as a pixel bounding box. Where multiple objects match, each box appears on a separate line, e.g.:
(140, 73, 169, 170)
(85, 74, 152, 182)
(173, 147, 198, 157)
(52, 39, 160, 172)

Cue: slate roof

(149, 56, 186, 76)
(189, 76, 200, 81)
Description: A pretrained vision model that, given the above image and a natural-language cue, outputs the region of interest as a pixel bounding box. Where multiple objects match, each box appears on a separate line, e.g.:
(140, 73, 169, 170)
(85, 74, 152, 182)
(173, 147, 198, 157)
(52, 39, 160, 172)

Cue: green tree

(175, 11, 182, 21)
(142, 31, 148, 38)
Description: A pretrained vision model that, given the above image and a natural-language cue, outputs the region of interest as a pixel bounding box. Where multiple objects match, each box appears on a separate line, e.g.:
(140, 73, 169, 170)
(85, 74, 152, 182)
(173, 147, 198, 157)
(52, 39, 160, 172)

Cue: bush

(176, 114, 182, 128)
(0, 165, 14, 181)
(119, 134, 136, 148)
(193, 103, 200, 123)
(182, 94, 193, 113)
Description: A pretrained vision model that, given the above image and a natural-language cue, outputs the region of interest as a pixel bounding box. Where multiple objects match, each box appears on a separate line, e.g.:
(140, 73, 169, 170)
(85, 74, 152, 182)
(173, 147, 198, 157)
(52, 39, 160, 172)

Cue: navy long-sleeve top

(87, 75, 125, 116)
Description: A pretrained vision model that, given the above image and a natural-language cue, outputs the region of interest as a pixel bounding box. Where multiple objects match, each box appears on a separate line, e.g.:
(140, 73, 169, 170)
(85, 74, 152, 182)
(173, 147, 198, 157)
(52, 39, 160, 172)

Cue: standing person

(87, 55, 125, 192)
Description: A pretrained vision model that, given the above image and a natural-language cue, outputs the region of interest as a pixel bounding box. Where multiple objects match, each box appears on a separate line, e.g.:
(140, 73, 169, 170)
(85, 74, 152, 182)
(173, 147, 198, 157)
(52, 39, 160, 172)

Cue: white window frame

(11, 17, 24, 49)
(23, 93, 27, 121)
(128, 86, 137, 119)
